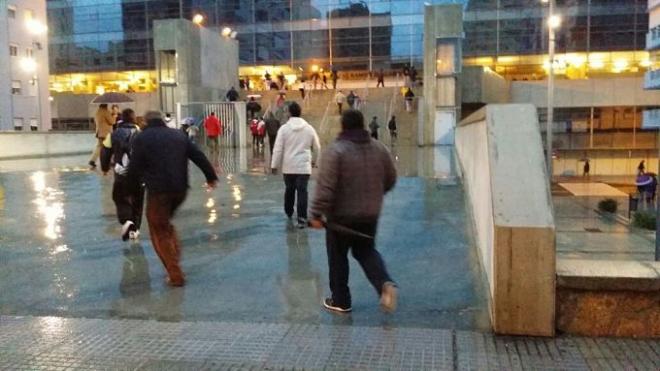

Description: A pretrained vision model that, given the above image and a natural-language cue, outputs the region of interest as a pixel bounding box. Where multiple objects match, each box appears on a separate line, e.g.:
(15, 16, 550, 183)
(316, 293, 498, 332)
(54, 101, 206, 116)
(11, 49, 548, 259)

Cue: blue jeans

(283, 174, 310, 220)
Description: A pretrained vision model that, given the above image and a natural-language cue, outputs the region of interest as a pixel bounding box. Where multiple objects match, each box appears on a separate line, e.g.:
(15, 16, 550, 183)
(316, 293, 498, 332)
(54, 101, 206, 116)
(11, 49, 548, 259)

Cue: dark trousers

(326, 221, 393, 308)
(112, 176, 144, 229)
(337, 103, 343, 115)
(268, 134, 277, 156)
(376, 79, 384, 88)
(283, 174, 310, 220)
(146, 191, 187, 285)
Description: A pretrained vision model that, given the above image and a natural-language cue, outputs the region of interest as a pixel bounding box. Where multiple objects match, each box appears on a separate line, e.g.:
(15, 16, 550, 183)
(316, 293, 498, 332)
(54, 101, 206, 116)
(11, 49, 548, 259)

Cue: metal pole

(546, 0, 556, 180)
(590, 106, 594, 148)
(290, 0, 294, 69)
(368, 0, 373, 73)
(328, 4, 333, 66)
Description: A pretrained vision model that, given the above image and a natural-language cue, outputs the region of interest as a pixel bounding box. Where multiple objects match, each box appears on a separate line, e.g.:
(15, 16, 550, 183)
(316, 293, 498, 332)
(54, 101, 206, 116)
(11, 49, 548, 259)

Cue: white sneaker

(128, 230, 140, 240)
(121, 221, 134, 241)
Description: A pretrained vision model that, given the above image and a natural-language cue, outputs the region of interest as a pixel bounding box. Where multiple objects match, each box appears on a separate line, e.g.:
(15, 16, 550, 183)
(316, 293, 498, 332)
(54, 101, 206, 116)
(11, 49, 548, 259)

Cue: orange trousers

(146, 192, 187, 285)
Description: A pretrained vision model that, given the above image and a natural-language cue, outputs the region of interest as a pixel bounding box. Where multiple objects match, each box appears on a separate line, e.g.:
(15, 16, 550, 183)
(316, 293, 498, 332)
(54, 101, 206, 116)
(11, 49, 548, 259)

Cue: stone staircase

(242, 86, 422, 147)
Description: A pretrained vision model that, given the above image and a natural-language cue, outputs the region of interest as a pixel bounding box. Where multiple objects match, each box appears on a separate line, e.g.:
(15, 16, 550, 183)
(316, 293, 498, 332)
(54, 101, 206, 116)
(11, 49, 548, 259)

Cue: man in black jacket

(226, 86, 240, 102)
(128, 111, 218, 287)
(264, 112, 280, 156)
(101, 108, 144, 241)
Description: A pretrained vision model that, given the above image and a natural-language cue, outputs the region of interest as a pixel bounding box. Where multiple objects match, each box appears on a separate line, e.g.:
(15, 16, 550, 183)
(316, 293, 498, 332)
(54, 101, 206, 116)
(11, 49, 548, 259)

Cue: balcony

(643, 109, 660, 129)
(644, 69, 660, 89)
(646, 27, 660, 51)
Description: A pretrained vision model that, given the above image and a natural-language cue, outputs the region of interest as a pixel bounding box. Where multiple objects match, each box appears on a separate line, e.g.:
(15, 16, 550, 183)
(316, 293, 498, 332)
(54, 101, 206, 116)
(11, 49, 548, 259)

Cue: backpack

(112, 124, 139, 175)
(249, 120, 259, 135)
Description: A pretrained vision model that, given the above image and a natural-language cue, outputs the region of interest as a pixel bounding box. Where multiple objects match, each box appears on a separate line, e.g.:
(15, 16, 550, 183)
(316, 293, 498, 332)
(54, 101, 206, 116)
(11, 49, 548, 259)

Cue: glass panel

(436, 40, 456, 75)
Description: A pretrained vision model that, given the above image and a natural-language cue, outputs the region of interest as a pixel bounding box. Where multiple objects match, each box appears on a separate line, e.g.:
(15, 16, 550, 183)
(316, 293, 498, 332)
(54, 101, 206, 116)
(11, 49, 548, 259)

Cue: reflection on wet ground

(0, 146, 490, 331)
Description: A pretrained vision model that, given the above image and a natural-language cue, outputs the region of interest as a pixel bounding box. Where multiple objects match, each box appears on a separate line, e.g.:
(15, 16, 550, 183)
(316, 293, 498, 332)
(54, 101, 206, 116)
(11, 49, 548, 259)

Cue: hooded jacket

(310, 129, 396, 223)
(271, 117, 321, 175)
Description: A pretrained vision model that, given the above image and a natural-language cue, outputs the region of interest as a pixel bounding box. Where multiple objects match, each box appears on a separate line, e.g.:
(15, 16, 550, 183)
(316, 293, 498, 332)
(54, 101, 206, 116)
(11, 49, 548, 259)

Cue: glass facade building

(46, 0, 650, 93)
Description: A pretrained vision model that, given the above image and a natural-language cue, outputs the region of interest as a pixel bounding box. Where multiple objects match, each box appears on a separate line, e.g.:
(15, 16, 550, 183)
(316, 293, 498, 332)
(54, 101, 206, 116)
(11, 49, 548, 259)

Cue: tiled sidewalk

(1, 316, 658, 370)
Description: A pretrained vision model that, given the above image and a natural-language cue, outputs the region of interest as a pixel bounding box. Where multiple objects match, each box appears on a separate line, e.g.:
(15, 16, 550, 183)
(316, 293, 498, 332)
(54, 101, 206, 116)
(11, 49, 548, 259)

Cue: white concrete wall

(511, 77, 660, 108)
(456, 104, 556, 336)
(1, 0, 50, 131)
(0, 133, 95, 159)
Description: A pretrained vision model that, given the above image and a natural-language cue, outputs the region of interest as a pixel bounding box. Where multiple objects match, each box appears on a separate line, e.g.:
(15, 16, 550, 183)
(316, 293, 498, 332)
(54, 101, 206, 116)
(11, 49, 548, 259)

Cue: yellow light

(192, 14, 204, 25)
(567, 54, 585, 67)
(589, 59, 605, 69)
(221, 27, 232, 37)
(612, 59, 628, 72)
(310, 64, 320, 72)
(548, 15, 561, 29)
(20, 57, 37, 73)
(640, 60, 652, 68)
(26, 19, 47, 34)
(95, 86, 105, 95)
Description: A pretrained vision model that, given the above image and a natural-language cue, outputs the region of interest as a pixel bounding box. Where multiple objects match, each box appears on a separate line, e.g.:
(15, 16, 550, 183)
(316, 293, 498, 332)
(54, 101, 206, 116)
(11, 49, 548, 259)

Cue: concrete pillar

(422, 4, 464, 146)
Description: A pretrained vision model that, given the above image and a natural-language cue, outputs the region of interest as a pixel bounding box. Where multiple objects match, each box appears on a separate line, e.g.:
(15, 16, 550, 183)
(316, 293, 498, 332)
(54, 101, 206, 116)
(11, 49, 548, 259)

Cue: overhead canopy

(91, 92, 134, 104)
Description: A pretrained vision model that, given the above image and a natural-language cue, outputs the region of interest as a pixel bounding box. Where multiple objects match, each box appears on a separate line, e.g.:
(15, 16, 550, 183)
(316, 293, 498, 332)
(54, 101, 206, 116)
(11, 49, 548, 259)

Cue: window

(9, 44, 18, 57)
(13, 118, 23, 131)
(11, 80, 21, 95)
(7, 5, 16, 19)
(30, 118, 39, 131)
(26, 48, 33, 58)
(24, 9, 33, 21)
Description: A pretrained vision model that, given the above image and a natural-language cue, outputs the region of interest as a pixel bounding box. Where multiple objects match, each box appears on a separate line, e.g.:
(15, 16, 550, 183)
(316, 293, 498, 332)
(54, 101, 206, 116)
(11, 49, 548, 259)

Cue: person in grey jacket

(309, 109, 398, 314)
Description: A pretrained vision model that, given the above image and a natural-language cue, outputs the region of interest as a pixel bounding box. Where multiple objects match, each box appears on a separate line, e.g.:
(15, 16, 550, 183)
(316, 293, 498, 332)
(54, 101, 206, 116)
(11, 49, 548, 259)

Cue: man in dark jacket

(128, 111, 218, 287)
(246, 97, 261, 119)
(310, 109, 398, 314)
(101, 108, 144, 241)
(226, 86, 240, 102)
(264, 112, 281, 156)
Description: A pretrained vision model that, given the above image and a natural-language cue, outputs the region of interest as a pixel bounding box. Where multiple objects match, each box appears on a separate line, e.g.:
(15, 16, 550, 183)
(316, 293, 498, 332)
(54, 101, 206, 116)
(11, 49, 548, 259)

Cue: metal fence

(177, 101, 247, 148)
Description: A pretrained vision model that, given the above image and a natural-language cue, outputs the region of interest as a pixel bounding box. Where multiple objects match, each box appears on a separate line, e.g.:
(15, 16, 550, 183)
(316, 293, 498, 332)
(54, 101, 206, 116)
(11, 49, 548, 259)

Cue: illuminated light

(48, 96, 54, 102)
(548, 15, 561, 29)
(640, 60, 652, 68)
(612, 59, 628, 73)
(589, 59, 605, 69)
(221, 27, 232, 37)
(192, 14, 204, 25)
(233, 204, 240, 210)
(95, 86, 105, 95)
(567, 54, 585, 67)
(20, 57, 37, 73)
(26, 19, 47, 35)
(206, 198, 215, 208)
(496, 56, 518, 64)
(310, 64, 320, 72)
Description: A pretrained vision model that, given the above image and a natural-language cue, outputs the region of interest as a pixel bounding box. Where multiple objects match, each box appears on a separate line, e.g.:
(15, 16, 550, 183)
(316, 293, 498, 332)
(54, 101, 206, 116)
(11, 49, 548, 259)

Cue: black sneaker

(323, 298, 352, 313)
(121, 221, 135, 241)
(88, 161, 96, 169)
(297, 218, 307, 229)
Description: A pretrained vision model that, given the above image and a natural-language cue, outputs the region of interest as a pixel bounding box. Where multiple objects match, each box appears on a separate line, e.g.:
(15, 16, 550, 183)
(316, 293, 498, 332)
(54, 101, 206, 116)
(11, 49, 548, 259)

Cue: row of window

(9, 44, 33, 58)
(7, 4, 35, 21)
(12, 118, 40, 131)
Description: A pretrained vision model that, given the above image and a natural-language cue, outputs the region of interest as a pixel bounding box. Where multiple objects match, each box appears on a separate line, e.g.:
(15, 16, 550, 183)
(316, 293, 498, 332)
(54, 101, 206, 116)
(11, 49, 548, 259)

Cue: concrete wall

(456, 104, 556, 336)
(0, 132, 95, 159)
(511, 77, 660, 108)
(462, 66, 511, 104)
(154, 19, 239, 109)
(0, 0, 50, 131)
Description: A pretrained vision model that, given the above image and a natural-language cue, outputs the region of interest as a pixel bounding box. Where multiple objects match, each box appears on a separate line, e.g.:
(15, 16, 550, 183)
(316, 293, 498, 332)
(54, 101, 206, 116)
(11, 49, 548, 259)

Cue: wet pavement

(0, 147, 489, 331)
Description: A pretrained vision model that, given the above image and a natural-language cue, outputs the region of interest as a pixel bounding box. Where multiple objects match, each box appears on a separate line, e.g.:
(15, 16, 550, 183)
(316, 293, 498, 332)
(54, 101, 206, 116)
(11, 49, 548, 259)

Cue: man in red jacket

(204, 112, 222, 155)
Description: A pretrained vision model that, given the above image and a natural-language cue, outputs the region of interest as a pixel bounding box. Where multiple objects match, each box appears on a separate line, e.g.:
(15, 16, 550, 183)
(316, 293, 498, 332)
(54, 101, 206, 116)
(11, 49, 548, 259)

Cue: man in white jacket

(271, 102, 322, 228)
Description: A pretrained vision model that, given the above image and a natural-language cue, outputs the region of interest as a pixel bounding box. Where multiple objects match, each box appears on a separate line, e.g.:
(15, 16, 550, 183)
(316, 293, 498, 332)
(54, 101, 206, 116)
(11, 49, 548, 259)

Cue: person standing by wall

(204, 112, 222, 156)
(335, 91, 346, 115)
(226, 86, 240, 102)
(376, 69, 385, 88)
(100, 108, 144, 241)
(128, 111, 218, 287)
(265, 112, 281, 156)
(89, 104, 115, 169)
(271, 102, 321, 228)
(309, 109, 398, 314)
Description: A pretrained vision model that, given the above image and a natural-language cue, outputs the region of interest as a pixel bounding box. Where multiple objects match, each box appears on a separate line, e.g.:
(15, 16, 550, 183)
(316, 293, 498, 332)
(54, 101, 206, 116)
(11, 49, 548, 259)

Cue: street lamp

(192, 13, 204, 26)
(221, 27, 232, 37)
(544, 0, 560, 180)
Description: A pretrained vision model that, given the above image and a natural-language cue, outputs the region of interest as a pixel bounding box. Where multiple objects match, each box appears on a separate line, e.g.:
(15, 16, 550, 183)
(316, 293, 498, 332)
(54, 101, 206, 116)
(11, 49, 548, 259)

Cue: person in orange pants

(129, 111, 218, 286)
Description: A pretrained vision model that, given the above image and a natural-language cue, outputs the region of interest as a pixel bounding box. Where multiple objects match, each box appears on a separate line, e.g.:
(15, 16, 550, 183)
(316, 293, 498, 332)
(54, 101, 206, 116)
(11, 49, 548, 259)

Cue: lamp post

(544, 0, 560, 181)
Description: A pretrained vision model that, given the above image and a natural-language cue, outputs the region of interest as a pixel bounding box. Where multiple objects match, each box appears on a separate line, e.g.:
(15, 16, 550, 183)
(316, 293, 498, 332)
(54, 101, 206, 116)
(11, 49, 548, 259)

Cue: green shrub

(598, 198, 618, 213)
(633, 211, 656, 230)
